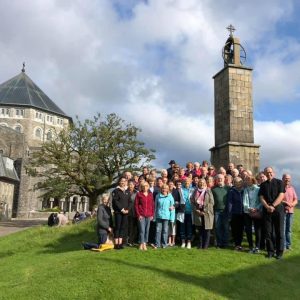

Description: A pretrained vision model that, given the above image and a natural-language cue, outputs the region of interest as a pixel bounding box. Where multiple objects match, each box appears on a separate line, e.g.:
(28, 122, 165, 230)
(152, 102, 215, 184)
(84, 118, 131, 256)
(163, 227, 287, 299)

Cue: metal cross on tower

(226, 24, 236, 36)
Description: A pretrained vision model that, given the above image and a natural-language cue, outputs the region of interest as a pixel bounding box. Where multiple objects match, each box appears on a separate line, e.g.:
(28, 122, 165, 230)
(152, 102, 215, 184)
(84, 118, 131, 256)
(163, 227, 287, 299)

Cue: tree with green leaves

(27, 113, 155, 207)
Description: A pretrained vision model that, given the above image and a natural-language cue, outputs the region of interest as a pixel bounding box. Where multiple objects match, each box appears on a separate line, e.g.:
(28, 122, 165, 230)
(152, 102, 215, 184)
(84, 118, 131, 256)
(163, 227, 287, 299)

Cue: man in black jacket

(259, 167, 285, 259)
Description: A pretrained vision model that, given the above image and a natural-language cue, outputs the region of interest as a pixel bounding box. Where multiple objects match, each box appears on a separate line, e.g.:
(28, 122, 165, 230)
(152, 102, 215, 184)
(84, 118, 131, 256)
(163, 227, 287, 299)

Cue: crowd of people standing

(96, 160, 298, 259)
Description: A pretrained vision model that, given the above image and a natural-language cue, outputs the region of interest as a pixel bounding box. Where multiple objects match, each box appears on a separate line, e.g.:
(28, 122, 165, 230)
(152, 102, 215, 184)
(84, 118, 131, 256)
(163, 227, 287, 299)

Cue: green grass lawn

(0, 211, 300, 300)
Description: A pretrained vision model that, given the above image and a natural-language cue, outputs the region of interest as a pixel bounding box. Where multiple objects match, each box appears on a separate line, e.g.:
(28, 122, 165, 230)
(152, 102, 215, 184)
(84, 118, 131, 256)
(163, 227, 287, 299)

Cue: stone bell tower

(210, 25, 260, 173)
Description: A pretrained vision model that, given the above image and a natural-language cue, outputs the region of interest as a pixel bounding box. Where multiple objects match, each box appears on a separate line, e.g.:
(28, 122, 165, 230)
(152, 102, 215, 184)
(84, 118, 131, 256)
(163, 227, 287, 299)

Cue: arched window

(35, 128, 42, 139)
(46, 131, 52, 141)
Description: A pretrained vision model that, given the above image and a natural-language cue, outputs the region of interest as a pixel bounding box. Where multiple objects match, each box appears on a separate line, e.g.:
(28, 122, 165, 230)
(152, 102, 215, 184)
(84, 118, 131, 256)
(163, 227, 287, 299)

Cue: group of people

(96, 160, 298, 259)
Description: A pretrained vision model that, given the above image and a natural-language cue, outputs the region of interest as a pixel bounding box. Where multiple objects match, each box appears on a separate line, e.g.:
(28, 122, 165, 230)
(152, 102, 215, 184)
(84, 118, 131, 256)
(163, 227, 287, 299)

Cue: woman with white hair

(227, 177, 244, 250)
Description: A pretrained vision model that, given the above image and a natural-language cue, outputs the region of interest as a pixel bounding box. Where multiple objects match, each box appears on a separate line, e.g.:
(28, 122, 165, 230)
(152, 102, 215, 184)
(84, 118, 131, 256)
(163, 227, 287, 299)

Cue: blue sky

(0, 0, 300, 192)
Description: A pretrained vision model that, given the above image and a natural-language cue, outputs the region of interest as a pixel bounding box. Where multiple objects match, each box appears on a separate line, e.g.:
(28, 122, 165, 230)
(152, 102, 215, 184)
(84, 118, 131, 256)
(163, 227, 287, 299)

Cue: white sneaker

(181, 242, 186, 248)
(187, 242, 191, 249)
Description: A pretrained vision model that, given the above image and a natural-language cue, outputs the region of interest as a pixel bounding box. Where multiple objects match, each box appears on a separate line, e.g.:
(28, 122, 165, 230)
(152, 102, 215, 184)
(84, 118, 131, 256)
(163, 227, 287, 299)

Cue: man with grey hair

(282, 174, 298, 250)
(259, 167, 285, 259)
(212, 174, 230, 248)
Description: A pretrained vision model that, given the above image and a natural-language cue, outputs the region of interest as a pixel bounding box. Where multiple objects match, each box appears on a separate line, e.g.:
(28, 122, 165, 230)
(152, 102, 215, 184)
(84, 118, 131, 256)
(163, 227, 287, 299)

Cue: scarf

(195, 188, 206, 208)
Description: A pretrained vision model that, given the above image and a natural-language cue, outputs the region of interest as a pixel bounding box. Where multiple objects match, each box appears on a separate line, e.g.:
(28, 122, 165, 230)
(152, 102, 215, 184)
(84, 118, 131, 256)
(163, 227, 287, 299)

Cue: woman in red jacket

(135, 181, 154, 250)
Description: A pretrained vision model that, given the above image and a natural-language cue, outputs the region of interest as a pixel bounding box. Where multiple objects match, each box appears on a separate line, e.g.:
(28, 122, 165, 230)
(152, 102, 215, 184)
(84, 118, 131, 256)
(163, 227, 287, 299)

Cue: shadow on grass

(42, 220, 96, 253)
(104, 255, 300, 299)
(0, 250, 15, 259)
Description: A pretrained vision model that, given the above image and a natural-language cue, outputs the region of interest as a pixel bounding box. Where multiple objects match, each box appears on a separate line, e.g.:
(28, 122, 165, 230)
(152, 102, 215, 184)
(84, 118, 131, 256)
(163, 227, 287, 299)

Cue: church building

(0, 65, 72, 219)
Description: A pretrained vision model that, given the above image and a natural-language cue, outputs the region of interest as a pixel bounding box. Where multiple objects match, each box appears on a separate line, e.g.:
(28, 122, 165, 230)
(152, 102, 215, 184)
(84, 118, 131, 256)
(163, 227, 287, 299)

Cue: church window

(35, 128, 42, 139)
(50, 116, 53, 122)
(16, 109, 24, 117)
(47, 115, 49, 122)
(46, 131, 52, 141)
(6, 109, 10, 116)
(36, 112, 38, 118)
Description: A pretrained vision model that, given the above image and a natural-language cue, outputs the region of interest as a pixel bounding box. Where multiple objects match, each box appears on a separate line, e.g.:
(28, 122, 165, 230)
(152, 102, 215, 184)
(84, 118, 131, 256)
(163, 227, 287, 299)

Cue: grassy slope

(0, 211, 300, 300)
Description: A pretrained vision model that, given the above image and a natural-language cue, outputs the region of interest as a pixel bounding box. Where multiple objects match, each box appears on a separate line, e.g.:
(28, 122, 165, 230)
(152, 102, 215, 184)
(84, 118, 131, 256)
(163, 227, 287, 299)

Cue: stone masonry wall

(211, 143, 260, 175)
(214, 65, 254, 145)
(0, 107, 70, 218)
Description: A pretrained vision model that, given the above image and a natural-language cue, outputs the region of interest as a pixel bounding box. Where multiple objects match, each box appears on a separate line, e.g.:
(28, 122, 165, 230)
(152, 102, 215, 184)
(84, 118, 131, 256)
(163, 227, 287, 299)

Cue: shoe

(235, 246, 243, 251)
(181, 242, 186, 248)
(276, 255, 283, 260)
(118, 244, 124, 250)
(114, 245, 120, 250)
(187, 242, 191, 249)
(252, 247, 260, 254)
(266, 252, 274, 259)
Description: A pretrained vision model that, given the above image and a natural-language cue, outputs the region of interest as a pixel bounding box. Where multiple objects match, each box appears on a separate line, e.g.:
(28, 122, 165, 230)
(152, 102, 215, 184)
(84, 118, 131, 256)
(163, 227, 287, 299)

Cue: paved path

(0, 219, 47, 237)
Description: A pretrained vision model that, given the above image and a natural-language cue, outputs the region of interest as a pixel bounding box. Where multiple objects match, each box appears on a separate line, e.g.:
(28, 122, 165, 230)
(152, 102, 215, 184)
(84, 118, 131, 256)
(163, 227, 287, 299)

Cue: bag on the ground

(91, 244, 114, 252)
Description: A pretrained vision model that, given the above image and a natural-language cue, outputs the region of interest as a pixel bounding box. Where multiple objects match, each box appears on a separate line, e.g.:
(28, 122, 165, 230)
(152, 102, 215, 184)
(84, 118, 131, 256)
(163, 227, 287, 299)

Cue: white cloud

(0, 0, 300, 193)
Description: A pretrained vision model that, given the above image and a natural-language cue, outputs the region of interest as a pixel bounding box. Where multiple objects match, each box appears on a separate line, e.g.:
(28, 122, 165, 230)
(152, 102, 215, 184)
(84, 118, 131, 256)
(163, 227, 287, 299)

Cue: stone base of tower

(210, 142, 260, 174)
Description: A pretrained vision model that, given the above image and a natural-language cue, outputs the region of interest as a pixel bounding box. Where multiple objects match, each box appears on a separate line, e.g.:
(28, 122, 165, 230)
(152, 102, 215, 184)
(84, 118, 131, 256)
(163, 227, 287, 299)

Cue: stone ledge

(210, 141, 260, 151)
(213, 65, 253, 79)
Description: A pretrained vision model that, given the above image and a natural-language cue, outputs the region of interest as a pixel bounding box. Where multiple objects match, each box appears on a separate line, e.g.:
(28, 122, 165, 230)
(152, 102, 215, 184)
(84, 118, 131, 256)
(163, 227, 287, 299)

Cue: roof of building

(0, 69, 69, 118)
(0, 154, 19, 182)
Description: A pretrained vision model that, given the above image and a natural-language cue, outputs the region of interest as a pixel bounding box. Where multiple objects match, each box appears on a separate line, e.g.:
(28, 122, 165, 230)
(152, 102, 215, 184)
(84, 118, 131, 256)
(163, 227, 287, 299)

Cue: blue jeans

(179, 213, 193, 241)
(284, 213, 294, 249)
(155, 219, 169, 248)
(214, 211, 229, 247)
(138, 217, 151, 244)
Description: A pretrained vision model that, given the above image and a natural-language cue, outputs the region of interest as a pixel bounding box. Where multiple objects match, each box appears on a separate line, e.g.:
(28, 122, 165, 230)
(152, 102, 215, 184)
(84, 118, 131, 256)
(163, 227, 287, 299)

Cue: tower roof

(0, 70, 68, 118)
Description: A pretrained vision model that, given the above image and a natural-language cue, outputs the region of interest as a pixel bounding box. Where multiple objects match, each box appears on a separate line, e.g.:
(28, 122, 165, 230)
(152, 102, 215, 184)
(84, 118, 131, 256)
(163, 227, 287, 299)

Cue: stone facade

(210, 33, 260, 173)
(0, 177, 15, 220)
(0, 70, 79, 218)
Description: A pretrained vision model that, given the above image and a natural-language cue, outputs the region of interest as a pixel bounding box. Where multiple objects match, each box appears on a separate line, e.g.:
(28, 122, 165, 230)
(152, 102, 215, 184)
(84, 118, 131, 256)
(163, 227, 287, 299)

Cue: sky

(0, 0, 300, 192)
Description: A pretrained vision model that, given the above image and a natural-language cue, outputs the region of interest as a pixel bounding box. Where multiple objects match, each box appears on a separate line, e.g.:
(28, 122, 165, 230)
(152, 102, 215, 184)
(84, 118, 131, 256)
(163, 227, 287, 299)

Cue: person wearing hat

(167, 160, 176, 180)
